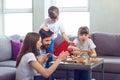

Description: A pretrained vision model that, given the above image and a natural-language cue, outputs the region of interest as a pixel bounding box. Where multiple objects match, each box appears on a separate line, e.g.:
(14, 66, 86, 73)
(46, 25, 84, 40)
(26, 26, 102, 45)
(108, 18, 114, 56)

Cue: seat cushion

(93, 56, 120, 73)
(0, 60, 16, 67)
(0, 67, 16, 80)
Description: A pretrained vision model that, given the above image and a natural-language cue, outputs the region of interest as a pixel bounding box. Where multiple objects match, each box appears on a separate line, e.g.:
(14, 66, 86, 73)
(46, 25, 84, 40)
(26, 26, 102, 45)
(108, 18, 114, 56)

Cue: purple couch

(53, 32, 120, 80)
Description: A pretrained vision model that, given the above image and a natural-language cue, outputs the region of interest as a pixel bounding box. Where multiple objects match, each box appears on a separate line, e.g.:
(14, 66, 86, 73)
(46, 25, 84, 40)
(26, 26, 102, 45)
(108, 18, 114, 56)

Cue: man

(34, 28, 54, 80)
(39, 28, 54, 68)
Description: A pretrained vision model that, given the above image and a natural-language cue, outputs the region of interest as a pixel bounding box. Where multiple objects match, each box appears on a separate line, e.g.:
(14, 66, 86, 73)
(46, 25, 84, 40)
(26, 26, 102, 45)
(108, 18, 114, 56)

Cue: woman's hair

(78, 26, 89, 35)
(16, 32, 40, 67)
(48, 6, 59, 19)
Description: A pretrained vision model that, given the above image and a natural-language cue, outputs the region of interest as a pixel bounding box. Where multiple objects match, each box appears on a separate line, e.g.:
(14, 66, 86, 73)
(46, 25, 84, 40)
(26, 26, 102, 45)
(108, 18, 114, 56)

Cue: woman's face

(78, 34, 89, 43)
(36, 37, 42, 50)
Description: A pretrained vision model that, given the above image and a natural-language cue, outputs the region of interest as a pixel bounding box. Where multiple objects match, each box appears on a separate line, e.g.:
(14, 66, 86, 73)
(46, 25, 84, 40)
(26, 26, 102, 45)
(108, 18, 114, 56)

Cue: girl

(16, 32, 69, 80)
(68, 26, 97, 80)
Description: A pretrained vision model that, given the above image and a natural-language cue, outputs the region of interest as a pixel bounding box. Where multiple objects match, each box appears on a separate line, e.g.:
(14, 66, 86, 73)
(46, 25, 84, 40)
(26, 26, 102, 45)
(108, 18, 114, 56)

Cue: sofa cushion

(11, 40, 22, 60)
(9, 35, 22, 42)
(0, 60, 16, 67)
(93, 56, 120, 73)
(54, 34, 65, 48)
(91, 32, 120, 56)
(0, 36, 12, 61)
(0, 67, 16, 80)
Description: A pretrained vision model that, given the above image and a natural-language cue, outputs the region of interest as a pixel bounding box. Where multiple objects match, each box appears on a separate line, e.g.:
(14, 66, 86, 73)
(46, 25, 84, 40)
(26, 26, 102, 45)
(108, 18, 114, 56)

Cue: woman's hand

(36, 54, 51, 65)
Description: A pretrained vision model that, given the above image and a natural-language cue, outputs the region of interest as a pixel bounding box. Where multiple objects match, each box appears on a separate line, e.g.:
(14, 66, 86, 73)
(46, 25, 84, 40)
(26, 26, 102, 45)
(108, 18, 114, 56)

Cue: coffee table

(50, 58, 104, 80)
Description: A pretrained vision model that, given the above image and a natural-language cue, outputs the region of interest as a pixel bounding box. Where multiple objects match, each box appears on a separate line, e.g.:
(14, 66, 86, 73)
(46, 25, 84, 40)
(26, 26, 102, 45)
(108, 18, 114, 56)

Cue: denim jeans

(34, 74, 54, 80)
(34, 76, 47, 80)
(74, 70, 90, 80)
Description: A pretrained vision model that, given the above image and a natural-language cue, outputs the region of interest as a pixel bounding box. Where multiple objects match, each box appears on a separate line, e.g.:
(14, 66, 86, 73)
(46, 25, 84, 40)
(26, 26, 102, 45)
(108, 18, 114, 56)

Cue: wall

(90, 0, 120, 33)
(33, 0, 52, 32)
(33, 0, 45, 33)
(0, 0, 3, 35)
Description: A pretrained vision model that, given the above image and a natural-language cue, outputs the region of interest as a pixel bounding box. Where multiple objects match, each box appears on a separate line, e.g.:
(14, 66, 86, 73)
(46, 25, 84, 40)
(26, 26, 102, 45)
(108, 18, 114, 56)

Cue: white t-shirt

(40, 18, 65, 39)
(73, 38, 96, 58)
(16, 53, 38, 80)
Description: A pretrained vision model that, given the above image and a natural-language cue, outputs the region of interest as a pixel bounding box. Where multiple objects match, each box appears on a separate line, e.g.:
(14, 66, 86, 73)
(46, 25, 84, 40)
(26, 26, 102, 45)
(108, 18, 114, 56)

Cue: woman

(16, 32, 69, 80)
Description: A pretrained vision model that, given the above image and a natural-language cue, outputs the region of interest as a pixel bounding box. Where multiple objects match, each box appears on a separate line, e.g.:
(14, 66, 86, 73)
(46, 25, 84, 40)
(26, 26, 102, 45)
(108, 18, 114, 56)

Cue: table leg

(101, 63, 104, 80)
(66, 70, 69, 80)
(88, 70, 92, 80)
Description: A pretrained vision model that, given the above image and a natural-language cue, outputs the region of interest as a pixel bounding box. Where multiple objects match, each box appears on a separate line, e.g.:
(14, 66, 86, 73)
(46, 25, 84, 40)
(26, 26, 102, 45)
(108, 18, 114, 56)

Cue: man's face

(42, 36, 52, 49)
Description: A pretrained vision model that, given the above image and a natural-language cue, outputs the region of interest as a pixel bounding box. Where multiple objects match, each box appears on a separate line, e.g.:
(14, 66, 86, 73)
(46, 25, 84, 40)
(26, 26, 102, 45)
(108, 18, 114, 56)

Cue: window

(55, 0, 88, 7)
(52, 0, 89, 36)
(5, 13, 32, 36)
(5, 0, 32, 9)
(4, 0, 32, 36)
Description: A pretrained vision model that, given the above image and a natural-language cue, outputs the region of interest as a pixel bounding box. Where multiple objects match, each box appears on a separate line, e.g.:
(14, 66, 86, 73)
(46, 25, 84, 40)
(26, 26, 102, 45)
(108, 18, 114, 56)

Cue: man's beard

(41, 44, 49, 49)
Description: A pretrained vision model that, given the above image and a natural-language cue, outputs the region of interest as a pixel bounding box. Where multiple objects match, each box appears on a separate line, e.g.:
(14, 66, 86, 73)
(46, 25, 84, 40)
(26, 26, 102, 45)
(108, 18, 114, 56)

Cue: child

(15, 32, 69, 80)
(40, 6, 73, 67)
(68, 26, 97, 80)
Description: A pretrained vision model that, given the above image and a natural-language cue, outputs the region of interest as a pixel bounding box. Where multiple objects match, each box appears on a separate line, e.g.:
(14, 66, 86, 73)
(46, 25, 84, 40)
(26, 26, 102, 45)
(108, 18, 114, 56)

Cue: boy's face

(50, 16, 59, 22)
(78, 34, 89, 43)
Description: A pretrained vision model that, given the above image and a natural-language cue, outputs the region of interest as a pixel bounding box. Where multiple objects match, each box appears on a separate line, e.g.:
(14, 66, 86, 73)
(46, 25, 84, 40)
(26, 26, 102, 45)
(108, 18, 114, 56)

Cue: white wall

(33, 0, 45, 33)
(33, 0, 52, 32)
(90, 0, 120, 33)
(0, 0, 3, 35)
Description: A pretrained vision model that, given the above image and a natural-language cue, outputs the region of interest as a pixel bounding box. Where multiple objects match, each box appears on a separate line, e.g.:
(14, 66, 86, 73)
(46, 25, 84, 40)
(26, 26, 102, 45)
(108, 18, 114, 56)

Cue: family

(15, 6, 97, 80)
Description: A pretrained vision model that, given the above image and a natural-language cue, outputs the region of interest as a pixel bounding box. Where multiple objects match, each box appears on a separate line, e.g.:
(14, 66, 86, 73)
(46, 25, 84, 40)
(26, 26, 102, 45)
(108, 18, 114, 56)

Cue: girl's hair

(78, 26, 89, 35)
(16, 32, 40, 67)
(48, 6, 59, 19)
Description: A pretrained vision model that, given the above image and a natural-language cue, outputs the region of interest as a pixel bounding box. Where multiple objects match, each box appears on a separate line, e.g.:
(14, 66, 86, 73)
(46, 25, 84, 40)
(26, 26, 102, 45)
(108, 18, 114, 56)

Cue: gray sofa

(53, 32, 120, 80)
(0, 35, 21, 80)
(1, 32, 120, 80)
(91, 32, 120, 80)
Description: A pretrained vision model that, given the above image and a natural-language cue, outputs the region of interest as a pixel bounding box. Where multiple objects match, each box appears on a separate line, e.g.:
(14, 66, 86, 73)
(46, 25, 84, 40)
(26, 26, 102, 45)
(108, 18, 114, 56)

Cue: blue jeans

(34, 76, 48, 80)
(74, 70, 90, 80)
(34, 75, 54, 80)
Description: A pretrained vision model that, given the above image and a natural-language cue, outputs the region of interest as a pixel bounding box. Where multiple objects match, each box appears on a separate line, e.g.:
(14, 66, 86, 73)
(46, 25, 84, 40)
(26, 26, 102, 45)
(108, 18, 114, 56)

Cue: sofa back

(0, 35, 21, 61)
(91, 32, 120, 56)
(54, 34, 77, 48)
(0, 36, 12, 61)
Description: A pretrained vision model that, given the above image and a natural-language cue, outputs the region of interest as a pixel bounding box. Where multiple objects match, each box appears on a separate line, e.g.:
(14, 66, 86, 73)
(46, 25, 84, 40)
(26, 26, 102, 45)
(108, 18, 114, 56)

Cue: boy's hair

(78, 26, 89, 34)
(48, 6, 59, 19)
(39, 28, 54, 39)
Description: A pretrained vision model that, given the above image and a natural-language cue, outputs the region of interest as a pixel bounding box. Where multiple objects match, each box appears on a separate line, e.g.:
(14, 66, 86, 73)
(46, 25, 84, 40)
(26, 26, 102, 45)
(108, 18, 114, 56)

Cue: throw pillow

(11, 40, 22, 60)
